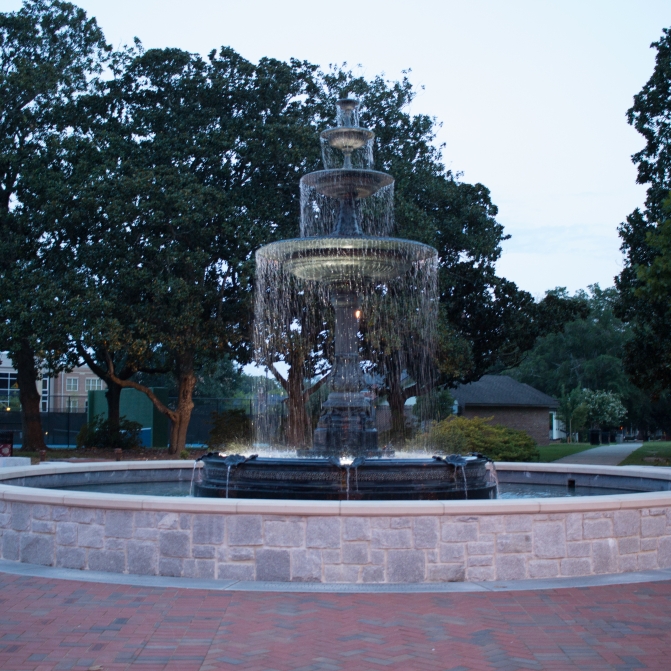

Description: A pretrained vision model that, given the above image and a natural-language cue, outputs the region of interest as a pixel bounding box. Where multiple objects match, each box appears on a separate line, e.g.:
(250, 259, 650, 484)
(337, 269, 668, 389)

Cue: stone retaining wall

(2, 499, 671, 582)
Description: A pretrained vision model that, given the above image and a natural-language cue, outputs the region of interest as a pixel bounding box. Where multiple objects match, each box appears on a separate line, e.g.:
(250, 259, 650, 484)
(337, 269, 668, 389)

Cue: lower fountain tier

(256, 236, 438, 283)
(193, 454, 497, 501)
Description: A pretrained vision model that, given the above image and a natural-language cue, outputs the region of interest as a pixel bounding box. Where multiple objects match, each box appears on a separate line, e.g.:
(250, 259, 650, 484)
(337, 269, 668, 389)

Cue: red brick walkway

(1, 574, 670, 670)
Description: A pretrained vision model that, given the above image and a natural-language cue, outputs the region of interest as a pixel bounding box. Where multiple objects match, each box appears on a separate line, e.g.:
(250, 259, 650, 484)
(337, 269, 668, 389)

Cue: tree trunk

(286, 354, 310, 448)
(105, 380, 122, 431)
(386, 353, 408, 445)
(14, 341, 47, 451)
(168, 358, 197, 455)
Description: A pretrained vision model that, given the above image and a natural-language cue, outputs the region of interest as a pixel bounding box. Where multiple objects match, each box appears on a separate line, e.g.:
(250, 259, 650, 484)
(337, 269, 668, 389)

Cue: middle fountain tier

(255, 97, 438, 457)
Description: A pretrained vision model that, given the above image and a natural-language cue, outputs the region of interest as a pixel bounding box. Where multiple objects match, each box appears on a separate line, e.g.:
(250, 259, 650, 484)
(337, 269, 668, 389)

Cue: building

(451, 375, 558, 445)
(0, 353, 105, 413)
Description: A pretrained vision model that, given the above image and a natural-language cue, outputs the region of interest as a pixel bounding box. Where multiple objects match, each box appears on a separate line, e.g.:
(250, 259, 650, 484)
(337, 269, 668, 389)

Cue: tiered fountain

(195, 97, 496, 500)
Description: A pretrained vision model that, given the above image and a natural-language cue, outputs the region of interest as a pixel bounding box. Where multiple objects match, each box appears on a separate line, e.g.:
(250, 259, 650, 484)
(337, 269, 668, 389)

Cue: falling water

(488, 461, 500, 498)
(189, 460, 201, 497)
(461, 465, 468, 500)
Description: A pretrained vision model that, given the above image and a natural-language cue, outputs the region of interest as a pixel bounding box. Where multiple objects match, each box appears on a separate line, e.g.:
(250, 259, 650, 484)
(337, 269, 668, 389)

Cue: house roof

(452, 375, 558, 409)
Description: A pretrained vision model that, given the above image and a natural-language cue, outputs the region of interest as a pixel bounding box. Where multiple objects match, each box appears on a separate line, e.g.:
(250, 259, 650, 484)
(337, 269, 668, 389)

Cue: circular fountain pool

(1, 460, 671, 585)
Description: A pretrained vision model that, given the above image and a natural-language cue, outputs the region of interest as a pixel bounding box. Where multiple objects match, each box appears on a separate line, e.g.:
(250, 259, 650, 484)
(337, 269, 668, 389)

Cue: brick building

(451, 375, 558, 445)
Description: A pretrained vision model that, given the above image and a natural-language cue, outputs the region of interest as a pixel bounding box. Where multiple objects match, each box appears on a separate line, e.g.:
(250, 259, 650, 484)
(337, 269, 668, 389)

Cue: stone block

(52, 507, 70, 522)
(324, 564, 359, 583)
(72, 508, 97, 524)
(322, 549, 341, 563)
(217, 563, 255, 581)
(180, 514, 192, 530)
(2, 530, 19, 560)
(641, 538, 658, 551)
(193, 515, 225, 545)
(228, 547, 254, 561)
(256, 549, 290, 581)
(56, 546, 86, 570)
(441, 522, 478, 542)
(496, 555, 527, 580)
(496, 533, 531, 553)
(343, 517, 370, 541)
(565, 514, 583, 541)
(583, 518, 613, 539)
(372, 528, 413, 549)
(658, 537, 671, 568)
(265, 521, 304, 547)
(505, 515, 533, 532)
(20, 534, 53, 565)
(0, 513, 10, 529)
(567, 541, 590, 557)
(370, 518, 390, 528)
(342, 542, 368, 565)
(439, 543, 465, 562)
(105, 538, 126, 551)
(228, 515, 262, 546)
(533, 522, 566, 559)
(290, 549, 322, 582)
(560, 557, 591, 576)
(306, 517, 340, 548)
(134, 511, 156, 528)
(194, 559, 215, 579)
(78, 524, 104, 549)
(11, 503, 31, 531)
(618, 537, 640, 555)
(362, 566, 385, 583)
(467, 541, 494, 555)
(183, 559, 197, 578)
(157, 512, 179, 529)
(89, 550, 125, 573)
(128, 541, 158, 575)
(391, 517, 412, 529)
(614, 510, 639, 537)
(427, 564, 465, 582)
(638, 552, 658, 570)
(467, 555, 493, 567)
(370, 549, 385, 565)
(592, 539, 617, 574)
(413, 517, 438, 549)
(31, 520, 54, 534)
(642, 516, 666, 538)
(618, 554, 638, 572)
(32, 505, 51, 520)
(387, 550, 425, 583)
(134, 528, 159, 541)
(478, 516, 505, 533)
(159, 558, 183, 577)
(159, 530, 190, 558)
(528, 560, 559, 578)
(105, 510, 133, 538)
(466, 566, 495, 581)
(192, 545, 216, 559)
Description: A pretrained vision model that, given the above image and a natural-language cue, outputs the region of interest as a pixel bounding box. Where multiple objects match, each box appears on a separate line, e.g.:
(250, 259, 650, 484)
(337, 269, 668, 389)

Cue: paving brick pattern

(3, 499, 671, 582)
(1, 573, 671, 670)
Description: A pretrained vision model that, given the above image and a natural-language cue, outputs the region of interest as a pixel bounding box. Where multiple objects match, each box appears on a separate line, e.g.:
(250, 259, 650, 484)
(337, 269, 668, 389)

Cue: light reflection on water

(52, 481, 640, 499)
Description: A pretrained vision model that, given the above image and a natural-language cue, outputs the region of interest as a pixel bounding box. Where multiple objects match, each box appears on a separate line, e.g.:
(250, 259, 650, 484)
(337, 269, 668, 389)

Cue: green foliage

(557, 387, 589, 439)
(207, 409, 252, 450)
(426, 415, 539, 462)
(413, 389, 454, 422)
(582, 389, 627, 429)
(76, 416, 142, 450)
(179, 449, 190, 460)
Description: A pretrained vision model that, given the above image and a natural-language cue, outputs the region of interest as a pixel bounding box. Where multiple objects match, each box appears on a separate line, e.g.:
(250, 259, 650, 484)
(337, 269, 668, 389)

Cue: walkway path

(1, 571, 670, 670)
(554, 442, 642, 465)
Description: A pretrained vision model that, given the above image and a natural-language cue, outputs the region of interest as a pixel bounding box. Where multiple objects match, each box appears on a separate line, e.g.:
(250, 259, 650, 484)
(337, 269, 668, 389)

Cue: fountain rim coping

(1, 460, 670, 515)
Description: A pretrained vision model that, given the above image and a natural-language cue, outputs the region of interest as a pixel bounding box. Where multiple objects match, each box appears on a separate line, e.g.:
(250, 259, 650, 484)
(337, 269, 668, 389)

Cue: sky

(3, 0, 669, 297)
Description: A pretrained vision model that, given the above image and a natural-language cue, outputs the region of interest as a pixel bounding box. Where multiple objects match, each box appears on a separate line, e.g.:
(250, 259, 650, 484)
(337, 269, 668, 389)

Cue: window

(65, 378, 78, 392)
(0, 372, 19, 410)
(66, 397, 79, 412)
(85, 378, 103, 391)
(41, 378, 49, 412)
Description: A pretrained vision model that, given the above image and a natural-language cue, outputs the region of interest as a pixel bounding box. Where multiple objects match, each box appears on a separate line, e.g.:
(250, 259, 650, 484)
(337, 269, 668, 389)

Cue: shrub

(207, 408, 252, 450)
(426, 415, 539, 462)
(76, 416, 143, 450)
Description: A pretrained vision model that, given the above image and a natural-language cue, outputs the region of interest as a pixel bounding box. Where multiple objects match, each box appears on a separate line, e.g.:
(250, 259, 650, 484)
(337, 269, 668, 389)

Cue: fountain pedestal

(311, 292, 380, 456)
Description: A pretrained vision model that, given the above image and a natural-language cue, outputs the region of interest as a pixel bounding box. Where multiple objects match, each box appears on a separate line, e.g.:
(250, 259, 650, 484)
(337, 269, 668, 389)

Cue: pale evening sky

(3, 0, 669, 297)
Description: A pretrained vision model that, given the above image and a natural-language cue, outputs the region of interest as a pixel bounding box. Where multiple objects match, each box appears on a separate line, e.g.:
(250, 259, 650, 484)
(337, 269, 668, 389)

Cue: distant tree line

(0, 0, 585, 453)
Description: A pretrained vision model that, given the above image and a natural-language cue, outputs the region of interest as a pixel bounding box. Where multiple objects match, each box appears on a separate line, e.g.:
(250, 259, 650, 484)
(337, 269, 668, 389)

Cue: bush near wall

(207, 409, 252, 450)
(427, 415, 539, 462)
(76, 416, 143, 450)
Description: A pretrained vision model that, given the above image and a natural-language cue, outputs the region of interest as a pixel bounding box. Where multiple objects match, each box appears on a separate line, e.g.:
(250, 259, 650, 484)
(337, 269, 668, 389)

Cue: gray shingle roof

(452, 375, 558, 409)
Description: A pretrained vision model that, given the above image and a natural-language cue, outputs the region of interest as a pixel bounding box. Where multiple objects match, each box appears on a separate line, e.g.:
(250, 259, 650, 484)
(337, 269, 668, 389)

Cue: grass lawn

(619, 441, 671, 466)
(537, 442, 594, 462)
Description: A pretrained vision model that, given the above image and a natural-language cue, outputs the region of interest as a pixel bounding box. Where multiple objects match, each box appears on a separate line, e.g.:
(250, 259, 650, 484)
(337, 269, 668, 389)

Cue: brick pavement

(1, 573, 670, 670)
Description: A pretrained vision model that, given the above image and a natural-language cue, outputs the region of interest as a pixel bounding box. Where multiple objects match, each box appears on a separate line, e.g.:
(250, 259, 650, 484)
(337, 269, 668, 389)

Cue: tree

(556, 387, 588, 442)
(0, 0, 109, 449)
(616, 27, 671, 396)
(582, 389, 627, 431)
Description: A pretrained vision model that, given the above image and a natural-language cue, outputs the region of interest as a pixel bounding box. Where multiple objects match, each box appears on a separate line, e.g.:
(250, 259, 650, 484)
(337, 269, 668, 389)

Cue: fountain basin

(300, 169, 393, 199)
(1, 461, 671, 584)
(256, 236, 437, 283)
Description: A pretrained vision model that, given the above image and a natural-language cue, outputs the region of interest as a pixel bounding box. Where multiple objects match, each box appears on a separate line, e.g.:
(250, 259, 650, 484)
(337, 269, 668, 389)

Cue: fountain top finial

(336, 95, 360, 128)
